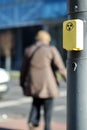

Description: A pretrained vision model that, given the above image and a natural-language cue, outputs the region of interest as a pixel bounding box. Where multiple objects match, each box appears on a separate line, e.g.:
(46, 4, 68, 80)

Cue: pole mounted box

(63, 19, 84, 51)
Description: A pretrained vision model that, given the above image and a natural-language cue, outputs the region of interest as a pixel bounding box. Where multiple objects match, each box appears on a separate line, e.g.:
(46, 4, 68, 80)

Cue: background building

(0, 0, 67, 70)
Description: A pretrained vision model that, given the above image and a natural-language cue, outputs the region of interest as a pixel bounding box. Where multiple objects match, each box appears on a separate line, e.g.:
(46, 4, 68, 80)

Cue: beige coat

(20, 42, 66, 98)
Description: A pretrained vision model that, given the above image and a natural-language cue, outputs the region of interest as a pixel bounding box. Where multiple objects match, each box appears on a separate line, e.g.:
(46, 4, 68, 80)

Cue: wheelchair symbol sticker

(66, 22, 74, 31)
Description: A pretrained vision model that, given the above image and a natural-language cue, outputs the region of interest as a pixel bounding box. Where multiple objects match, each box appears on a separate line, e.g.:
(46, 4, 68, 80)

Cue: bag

(22, 76, 31, 96)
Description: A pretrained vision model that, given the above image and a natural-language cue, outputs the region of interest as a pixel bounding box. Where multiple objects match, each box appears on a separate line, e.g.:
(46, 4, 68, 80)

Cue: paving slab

(0, 118, 66, 130)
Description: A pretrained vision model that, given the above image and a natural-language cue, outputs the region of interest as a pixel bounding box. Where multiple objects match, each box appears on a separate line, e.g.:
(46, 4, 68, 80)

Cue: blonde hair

(35, 30, 51, 44)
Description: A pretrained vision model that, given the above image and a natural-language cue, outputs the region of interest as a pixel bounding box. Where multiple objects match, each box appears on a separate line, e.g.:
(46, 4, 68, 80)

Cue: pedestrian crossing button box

(63, 19, 84, 51)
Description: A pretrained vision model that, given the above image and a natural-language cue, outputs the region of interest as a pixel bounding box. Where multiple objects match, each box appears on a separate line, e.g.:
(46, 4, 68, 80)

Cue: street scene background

(0, 0, 67, 129)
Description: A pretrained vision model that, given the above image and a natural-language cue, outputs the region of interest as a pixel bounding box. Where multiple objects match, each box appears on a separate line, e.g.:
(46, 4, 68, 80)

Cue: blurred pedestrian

(20, 30, 67, 130)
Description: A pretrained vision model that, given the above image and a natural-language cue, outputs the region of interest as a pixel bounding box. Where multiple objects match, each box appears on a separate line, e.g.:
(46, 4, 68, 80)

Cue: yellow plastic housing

(63, 19, 83, 51)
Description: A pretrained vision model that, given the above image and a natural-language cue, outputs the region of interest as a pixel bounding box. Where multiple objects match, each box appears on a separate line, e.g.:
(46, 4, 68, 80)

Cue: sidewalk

(0, 118, 66, 130)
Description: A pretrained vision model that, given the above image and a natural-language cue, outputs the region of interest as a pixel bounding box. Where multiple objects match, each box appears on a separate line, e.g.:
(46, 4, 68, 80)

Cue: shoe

(28, 123, 34, 130)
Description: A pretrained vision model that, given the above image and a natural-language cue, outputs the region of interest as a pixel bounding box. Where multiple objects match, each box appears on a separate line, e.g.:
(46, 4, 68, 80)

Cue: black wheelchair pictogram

(66, 22, 74, 31)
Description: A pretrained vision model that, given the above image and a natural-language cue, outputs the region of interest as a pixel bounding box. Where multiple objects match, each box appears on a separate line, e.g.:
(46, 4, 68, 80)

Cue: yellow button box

(63, 19, 83, 51)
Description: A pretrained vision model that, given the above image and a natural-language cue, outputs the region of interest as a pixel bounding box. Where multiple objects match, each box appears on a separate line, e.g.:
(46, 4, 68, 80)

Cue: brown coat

(20, 42, 66, 98)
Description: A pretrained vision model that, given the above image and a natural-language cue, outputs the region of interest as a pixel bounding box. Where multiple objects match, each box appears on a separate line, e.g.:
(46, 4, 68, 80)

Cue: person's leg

(28, 97, 42, 126)
(43, 98, 53, 130)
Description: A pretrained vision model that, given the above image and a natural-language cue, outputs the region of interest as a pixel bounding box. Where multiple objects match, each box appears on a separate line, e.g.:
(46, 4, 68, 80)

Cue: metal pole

(67, 0, 87, 130)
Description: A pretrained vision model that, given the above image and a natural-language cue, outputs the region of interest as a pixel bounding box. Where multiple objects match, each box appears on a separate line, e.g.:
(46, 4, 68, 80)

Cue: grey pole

(67, 0, 87, 130)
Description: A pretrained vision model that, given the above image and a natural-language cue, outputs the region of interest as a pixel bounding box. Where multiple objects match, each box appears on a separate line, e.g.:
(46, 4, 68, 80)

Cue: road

(0, 78, 67, 124)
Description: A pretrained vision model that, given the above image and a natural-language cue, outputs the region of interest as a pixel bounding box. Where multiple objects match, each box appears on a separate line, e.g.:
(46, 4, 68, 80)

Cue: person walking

(20, 30, 67, 130)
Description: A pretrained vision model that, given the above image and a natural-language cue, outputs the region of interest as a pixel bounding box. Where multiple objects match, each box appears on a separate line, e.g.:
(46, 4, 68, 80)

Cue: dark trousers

(28, 97, 53, 130)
